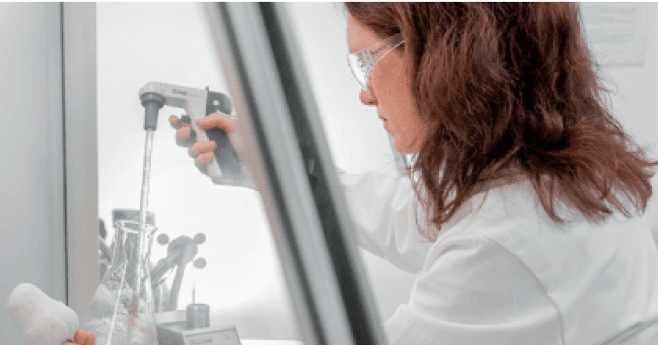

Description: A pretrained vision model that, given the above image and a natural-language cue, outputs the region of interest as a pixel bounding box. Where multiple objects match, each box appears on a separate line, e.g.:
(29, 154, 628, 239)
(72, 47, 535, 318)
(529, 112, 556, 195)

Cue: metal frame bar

(46, 2, 68, 306)
(62, 2, 99, 316)
(205, 3, 387, 345)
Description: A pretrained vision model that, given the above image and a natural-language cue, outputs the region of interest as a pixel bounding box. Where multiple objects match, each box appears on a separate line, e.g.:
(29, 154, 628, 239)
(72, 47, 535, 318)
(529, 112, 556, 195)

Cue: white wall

(586, 4, 658, 239)
(0, 3, 66, 342)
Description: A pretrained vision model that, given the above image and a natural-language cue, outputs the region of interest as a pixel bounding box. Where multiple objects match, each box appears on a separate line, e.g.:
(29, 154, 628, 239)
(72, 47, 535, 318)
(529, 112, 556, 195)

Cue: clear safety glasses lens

(347, 52, 371, 91)
(347, 33, 405, 93)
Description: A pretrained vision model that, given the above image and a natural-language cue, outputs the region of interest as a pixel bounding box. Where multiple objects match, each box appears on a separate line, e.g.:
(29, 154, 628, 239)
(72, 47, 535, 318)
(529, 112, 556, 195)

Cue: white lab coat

(339, 171, 658, 345)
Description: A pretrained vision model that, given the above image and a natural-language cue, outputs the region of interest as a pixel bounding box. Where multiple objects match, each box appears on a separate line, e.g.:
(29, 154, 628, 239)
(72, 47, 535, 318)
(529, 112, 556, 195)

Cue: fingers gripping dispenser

(139, 82, 249, 187)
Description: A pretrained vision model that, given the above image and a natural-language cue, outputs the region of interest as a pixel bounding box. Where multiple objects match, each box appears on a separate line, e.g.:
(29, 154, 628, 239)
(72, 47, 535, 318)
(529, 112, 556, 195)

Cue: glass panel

(208, 3, 388, 344)
(97, 3, 301, 341)
(284, 3, 419, 323)
(285, 3, 401, 176)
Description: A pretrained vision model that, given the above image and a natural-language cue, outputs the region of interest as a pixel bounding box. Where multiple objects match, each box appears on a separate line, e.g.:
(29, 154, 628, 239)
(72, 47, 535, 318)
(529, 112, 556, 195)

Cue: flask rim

(114, 220, 157, 234)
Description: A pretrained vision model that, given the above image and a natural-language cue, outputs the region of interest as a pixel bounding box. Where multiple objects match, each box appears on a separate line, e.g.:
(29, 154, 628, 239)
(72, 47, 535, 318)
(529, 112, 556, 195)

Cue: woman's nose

(359, 88, 377, 106)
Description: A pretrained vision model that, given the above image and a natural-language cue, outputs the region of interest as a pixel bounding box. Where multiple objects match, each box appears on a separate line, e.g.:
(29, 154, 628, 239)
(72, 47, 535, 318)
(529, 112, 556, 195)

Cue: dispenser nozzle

(140, 93, 166, 130)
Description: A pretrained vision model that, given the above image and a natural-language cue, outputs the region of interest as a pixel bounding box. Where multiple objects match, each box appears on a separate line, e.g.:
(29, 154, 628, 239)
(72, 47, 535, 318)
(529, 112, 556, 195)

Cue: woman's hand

(169, 112, 239, 175)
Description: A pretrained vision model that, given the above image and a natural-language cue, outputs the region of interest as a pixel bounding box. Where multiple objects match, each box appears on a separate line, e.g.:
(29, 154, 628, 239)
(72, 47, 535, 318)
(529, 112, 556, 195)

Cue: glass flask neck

(110, 221, 156, 271)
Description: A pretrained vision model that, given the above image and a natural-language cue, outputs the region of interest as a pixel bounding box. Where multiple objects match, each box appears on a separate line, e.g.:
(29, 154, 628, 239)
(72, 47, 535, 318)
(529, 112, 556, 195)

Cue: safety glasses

(347, 32, 405, 92)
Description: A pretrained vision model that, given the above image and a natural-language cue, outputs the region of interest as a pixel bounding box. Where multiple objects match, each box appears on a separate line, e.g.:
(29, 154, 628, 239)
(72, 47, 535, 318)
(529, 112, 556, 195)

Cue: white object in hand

(6, 283, 79, 345)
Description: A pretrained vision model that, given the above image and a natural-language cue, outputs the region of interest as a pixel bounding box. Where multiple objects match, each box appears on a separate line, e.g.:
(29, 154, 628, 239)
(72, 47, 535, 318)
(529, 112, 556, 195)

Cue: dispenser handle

(203, 90, 251, 187)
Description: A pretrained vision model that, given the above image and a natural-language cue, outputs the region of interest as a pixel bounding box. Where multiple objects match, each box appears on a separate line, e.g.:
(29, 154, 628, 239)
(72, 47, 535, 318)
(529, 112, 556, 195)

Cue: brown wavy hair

(345, 2, 657, 241)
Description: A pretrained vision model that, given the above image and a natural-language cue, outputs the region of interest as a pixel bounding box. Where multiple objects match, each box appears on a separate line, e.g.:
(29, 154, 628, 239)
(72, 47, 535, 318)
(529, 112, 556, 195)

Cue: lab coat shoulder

(386, 233, 563, 345)
(390, 180, 658, 345)
(337, 170, 432, 273)
(461, 182, 658, 344)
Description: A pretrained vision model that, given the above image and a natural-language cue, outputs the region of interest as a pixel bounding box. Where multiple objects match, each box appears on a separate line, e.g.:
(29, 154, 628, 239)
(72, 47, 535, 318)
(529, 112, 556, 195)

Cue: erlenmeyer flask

(81, 220, 158, 345)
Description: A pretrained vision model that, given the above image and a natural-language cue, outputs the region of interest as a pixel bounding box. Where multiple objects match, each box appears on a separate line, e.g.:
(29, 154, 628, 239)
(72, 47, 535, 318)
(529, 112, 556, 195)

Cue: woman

(172, 3, 658, 344)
